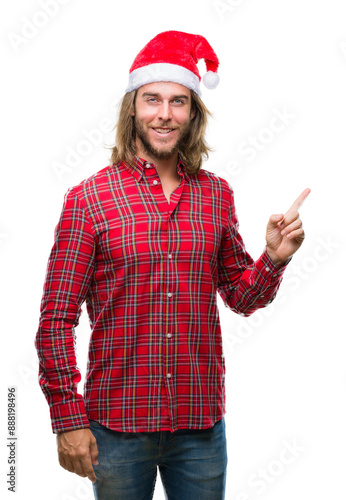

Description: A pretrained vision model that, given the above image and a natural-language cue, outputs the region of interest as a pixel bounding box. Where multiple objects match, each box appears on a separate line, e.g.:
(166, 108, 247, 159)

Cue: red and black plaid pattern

(35, 155, 289, 434)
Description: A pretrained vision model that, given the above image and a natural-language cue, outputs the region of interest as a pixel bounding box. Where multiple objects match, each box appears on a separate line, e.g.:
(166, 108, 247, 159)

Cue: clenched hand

(57, 428, 99, 483)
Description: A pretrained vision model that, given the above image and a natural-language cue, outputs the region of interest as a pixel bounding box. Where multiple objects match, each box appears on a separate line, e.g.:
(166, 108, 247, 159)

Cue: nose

(157, 100, 172, 121)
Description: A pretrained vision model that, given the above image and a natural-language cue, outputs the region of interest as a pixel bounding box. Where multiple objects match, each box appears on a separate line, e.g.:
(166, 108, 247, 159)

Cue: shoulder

(194, 167, 233, 197)
(66, 164, 118, 199)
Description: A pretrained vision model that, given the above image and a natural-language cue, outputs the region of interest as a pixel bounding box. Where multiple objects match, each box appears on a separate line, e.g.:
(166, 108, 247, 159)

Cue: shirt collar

(122, 154, 191, 184)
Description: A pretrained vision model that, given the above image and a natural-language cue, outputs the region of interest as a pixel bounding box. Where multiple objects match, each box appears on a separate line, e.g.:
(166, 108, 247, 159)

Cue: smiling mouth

(152, 127, 176, 135)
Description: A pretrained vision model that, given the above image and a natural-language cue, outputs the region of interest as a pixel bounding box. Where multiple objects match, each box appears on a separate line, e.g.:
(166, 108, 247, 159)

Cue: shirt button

(146, 163, 151, 168)
(265, 266, 270, 272)
(167, 373, 172, 379)
(168, 254, 172, 259)
(153, 180, 159, 185)
(167, 333, 172, 338)
(167, 293, 173, 298)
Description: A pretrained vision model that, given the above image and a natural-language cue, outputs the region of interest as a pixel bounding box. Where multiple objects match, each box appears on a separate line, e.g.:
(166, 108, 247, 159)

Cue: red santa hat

(125, 30, 220, 97)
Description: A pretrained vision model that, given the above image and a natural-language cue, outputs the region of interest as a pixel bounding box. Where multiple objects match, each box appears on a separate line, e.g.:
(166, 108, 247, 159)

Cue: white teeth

(154, 128, 172, 134)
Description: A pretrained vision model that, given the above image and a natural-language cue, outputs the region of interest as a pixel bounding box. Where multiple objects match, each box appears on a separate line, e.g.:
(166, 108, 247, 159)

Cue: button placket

(166, 272, 173, 370)
(166, 252, 173, 344)
(164, 221, 175, 424)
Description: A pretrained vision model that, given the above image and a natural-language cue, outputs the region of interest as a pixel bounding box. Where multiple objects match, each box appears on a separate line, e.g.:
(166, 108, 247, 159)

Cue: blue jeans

(89, 417, 228, 500)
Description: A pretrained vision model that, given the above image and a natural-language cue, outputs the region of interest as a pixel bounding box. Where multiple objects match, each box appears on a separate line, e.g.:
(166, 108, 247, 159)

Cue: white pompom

(202, 71, 220, 90)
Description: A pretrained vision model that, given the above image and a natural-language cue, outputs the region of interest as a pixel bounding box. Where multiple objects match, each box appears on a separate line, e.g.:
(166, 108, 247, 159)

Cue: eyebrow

(141, 92, 190, 100)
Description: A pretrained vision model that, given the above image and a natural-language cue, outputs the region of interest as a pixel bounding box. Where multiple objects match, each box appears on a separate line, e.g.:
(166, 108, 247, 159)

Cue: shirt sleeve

(217, 185, 291, 317)
(34, 188, 95, 433)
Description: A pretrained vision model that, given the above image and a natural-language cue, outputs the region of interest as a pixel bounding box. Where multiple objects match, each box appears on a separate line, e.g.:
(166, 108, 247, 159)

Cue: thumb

(89, 437, 99, 465)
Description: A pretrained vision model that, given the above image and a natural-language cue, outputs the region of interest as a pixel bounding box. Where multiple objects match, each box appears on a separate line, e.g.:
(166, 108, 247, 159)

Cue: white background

(1, 0, 345, 499)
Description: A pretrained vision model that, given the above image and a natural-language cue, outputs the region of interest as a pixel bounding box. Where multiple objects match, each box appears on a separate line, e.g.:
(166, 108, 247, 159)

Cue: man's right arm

(34, 187, 95, 434)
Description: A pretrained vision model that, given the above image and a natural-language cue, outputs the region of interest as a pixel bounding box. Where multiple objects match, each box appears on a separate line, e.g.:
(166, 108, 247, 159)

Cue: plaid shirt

(35, 155, 290, 434)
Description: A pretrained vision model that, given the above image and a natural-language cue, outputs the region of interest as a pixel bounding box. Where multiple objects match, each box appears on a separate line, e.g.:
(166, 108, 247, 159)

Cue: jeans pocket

(89, 419, 105, 429)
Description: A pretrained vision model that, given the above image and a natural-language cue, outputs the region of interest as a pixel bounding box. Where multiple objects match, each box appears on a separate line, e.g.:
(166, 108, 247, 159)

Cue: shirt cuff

(234, 250, 292, 316)
(50, 400, 90, 434)
(261, 249, 292, 279)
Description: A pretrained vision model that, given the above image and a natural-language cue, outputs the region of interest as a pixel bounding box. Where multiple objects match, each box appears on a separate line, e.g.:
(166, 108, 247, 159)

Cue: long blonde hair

(107, 89, 212, 175)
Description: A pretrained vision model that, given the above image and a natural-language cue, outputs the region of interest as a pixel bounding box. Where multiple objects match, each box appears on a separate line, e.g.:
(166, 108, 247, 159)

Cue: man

(35, 31, 310, 500)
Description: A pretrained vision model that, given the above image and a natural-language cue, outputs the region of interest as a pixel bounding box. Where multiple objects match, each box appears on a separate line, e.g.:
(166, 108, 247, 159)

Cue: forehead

(136, 81, 191, 99)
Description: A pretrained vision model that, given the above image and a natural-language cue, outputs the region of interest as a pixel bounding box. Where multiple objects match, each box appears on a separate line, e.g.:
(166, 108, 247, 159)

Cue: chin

(145, 140, 180, 160)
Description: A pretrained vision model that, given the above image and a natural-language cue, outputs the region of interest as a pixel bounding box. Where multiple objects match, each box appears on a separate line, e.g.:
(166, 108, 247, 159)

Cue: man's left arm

(217, 187, 310, 317)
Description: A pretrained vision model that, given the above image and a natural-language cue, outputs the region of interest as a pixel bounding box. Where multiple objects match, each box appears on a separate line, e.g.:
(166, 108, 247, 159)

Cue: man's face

(130, 81, 196, 162)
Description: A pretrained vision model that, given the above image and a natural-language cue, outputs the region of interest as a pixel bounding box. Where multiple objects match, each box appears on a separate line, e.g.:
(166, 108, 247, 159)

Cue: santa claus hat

(125, 30, 220, 97)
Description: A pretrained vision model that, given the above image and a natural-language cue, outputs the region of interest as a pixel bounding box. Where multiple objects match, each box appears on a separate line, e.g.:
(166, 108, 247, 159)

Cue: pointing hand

(265, 188, 311, 267)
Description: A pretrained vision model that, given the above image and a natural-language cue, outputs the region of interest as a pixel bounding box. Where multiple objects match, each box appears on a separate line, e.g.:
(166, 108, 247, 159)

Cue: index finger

(285, 188, 311, 215)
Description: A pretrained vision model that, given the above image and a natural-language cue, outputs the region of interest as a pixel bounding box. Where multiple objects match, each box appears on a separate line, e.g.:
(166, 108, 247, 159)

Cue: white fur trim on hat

(125, 63, 202, 96)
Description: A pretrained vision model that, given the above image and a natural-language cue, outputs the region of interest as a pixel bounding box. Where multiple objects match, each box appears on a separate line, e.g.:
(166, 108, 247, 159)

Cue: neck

(136, 149, 180, 181)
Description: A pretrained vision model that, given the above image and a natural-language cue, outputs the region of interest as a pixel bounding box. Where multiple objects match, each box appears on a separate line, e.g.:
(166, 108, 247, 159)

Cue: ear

(130, 104, 135, 117)
(190, 107, 196, 120)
